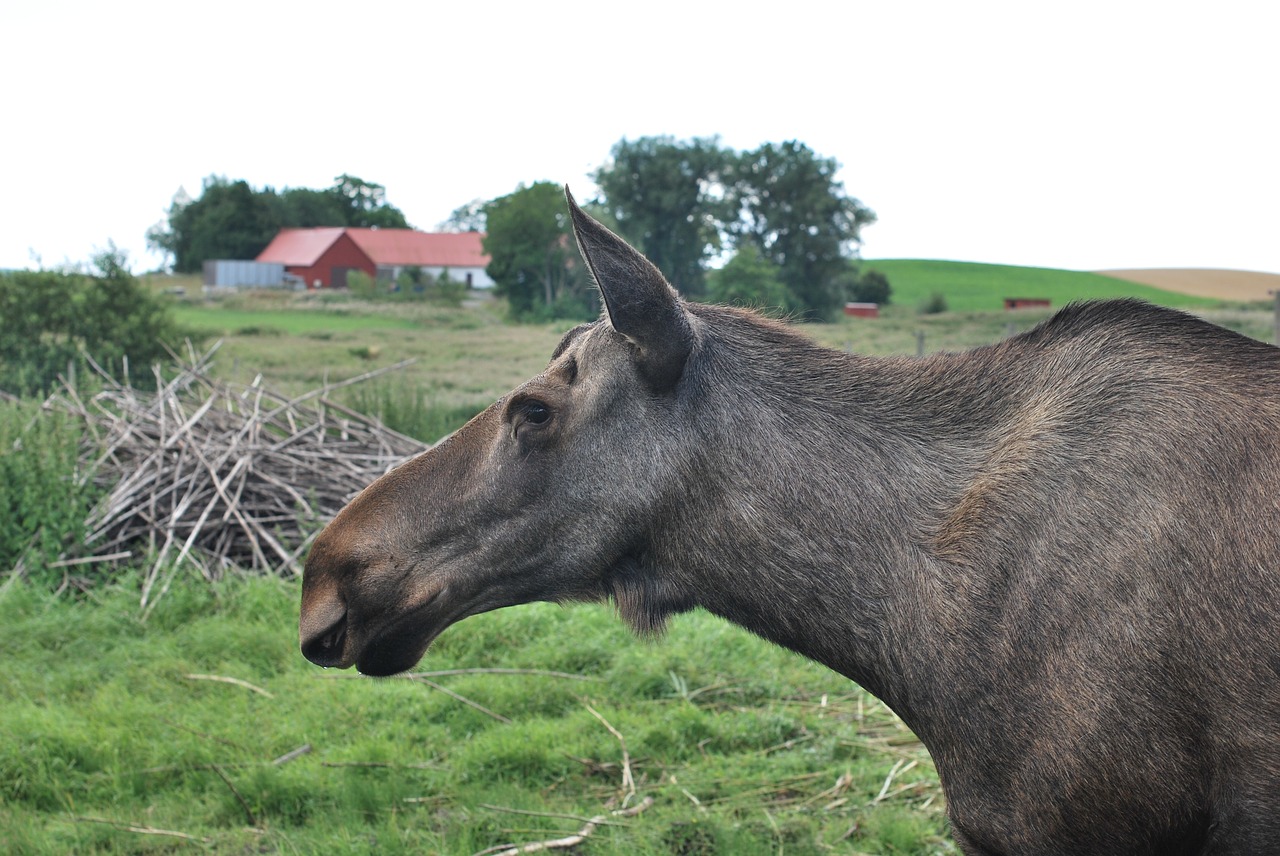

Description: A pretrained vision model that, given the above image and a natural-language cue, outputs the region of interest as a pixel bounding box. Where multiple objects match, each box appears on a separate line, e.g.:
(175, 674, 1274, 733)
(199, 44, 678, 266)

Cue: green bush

(706, 245, 792, 313)
(918, 292, 949, 315)
(851, 269, 892, 305)
(0, 249, 190, 397)
(0, 404, 97, 580)
(346, 269, 378, 299)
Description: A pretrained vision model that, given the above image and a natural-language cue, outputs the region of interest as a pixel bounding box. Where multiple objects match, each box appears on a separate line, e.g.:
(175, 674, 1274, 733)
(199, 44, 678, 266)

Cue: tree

(0, 246, 188, 396)
(592, 136, 734, 298)
(706, 244, 791, 312)
(482, 182, 593, 320)
(441, 198, 487, 232)
(330, 174, 409, 229)
(155, 176, 280, 273)
(276, 187, 346, 227)
(850, 268, 892, 305)
(729, 141, 876, 320)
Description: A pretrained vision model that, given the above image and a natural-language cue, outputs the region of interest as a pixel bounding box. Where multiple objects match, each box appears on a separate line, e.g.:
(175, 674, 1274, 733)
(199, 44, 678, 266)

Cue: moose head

(300, 190, 722, 677)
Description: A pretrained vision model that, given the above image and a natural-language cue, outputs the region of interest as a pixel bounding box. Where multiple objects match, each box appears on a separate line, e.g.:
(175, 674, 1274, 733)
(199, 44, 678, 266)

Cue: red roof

(256, 228, 487, 268)
(348, 229, 487, 268)
(256, 227, 348, 266)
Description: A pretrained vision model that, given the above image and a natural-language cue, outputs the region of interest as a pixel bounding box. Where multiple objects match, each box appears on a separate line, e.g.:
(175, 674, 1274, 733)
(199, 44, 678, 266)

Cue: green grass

(173, 306, 422, 336)
(863, 259, 1221, 313)
(0, 573, 952, 855)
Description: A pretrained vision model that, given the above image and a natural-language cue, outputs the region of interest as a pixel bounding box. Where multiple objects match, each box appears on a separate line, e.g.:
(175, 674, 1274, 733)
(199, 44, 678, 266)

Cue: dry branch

(44, 345, 427, 603)
(68, 815, 210, 844)
(471, 700, 652, 856)
(183, 673, 274, 698)
(474, 797, 654, 856)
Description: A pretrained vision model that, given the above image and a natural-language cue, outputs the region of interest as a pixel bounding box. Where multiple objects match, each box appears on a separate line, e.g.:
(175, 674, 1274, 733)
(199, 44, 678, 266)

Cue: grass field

(5, 270, 1275, 854)
(861, 259, 1226, 313)
(1, 573, 949, 855)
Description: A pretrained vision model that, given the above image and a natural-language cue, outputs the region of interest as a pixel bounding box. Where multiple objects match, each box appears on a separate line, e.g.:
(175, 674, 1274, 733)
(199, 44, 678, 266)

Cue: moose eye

(511, 399, 553, 438)
(521, 401, 551, 425)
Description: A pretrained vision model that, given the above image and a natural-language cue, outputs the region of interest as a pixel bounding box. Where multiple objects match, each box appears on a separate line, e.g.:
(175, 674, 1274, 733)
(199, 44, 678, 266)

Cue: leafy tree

(0, 247, 189, 396)
(706, 244, 791, 312)
(482, 182, 594, 321)
(441, 198, 488, 232)
(729, 141, 876, 320)
(155, 176, 280, 273)
(850, 268, 892, 305)
(276, 187, 347, 227)
(592, 136, 733, 298)
(330, 174, 409, 229)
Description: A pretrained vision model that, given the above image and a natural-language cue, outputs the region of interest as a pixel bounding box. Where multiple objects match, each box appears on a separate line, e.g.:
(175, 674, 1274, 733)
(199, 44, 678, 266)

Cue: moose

(301, 189, 1280, 855)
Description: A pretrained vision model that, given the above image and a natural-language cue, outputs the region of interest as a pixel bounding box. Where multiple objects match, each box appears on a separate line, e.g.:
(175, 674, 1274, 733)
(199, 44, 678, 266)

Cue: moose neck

(642, 307, 1003, 727)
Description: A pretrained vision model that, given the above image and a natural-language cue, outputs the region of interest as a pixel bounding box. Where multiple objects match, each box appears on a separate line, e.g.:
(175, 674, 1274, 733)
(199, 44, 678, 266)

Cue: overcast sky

(3, 0, 1277, 274)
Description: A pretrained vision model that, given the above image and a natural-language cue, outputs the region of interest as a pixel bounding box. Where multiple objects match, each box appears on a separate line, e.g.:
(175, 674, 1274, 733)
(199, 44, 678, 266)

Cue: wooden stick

(474, 797, 654, 856)
(183, 673, 274, 698)
(68, 816, 210, 844)
(408, 676, 511, 723)
(271, 744, 313, 766)
(47, 551, 132, 568)
(583, 703, 636, 806)
(211, 763, 257, 827)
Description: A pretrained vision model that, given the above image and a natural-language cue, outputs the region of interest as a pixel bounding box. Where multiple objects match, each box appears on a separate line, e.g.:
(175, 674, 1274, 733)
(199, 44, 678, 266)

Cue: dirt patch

(1097, 269, 1280, 302)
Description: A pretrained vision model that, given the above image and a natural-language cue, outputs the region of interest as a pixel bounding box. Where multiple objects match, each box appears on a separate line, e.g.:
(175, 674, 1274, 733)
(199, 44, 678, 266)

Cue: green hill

(862, 260, 1218, 312)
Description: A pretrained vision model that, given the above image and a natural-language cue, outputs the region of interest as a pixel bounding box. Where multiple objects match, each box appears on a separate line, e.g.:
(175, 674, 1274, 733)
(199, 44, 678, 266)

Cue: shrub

(0, 404, 97, 580)
(706, 245, 792, 313)
(432, 268, 468, 307)
(0, 248, 189, 397)
(346, 269, 378, 299)
(918, 292, 949, 315)
(851, 269, 892, 305)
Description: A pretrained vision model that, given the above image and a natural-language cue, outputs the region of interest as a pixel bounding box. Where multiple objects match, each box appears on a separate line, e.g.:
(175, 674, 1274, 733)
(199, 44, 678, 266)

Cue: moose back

(301, 190, 1280, 855)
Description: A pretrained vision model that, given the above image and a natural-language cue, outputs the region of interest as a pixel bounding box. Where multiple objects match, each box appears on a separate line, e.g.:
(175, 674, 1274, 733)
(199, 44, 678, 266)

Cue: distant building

(256, 228, 492, 289)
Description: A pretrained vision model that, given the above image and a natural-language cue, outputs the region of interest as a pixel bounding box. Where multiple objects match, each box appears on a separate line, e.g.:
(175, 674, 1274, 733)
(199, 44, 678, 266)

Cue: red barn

(256, 228, 491, 289)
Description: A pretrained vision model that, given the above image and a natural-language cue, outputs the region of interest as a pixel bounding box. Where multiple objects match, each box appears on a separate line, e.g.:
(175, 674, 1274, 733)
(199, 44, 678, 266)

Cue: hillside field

(861, 259, 1228, 313)
(1098, 267, 1280, 303)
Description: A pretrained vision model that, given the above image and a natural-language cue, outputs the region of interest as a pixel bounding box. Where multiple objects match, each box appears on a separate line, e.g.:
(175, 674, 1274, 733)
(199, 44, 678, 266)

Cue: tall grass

(0, 403, 99, 582)
(344, 378, 486, 443)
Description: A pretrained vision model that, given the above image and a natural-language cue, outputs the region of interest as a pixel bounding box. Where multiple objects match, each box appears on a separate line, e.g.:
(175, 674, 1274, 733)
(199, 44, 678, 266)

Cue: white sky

(2, 0, 1277, 274)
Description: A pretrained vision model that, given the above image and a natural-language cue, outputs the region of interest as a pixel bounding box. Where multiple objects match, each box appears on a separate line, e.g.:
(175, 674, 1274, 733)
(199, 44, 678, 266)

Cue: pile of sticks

(47, 344, 427, 610)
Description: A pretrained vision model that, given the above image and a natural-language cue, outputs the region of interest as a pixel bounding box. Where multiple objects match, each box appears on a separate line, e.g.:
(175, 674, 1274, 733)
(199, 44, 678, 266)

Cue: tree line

(147, 174, 409, 274)
(151, 137, 886, 320)
(470, 137, 886, 321)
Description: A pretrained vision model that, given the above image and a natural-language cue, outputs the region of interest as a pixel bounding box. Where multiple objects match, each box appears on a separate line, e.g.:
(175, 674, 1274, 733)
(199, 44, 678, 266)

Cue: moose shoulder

(301, 190, 1280, 856)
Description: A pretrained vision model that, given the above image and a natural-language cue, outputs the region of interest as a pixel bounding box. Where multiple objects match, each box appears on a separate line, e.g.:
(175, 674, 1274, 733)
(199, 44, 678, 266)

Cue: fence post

(915, 330, 926, 358)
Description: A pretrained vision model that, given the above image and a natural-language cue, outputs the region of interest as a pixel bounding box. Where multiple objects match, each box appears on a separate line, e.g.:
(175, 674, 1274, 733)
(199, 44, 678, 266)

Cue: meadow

(860, 259, 1221, 313)
(3, 270, 1273, 855)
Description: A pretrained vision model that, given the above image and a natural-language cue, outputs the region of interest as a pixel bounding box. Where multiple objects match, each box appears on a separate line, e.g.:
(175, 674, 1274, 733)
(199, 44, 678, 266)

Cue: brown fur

(301, 191, 1280, 855)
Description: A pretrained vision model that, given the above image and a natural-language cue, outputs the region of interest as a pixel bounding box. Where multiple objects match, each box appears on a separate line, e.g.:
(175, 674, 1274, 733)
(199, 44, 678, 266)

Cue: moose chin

(301, 187, 1280, 856)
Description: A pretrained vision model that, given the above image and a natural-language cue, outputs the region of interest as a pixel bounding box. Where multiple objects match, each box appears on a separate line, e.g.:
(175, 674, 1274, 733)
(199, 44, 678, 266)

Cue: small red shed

(844, 302, 880, 318)
(1003, 298, 1051, 310)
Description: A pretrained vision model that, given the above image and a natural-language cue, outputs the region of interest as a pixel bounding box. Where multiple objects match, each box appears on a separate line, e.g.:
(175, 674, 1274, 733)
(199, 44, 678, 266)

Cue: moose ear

(565, 186, 693, 391)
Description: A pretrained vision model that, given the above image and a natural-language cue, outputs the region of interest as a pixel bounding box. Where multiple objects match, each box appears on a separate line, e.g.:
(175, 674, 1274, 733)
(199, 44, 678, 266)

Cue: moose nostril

(301, 611, 349, 667)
